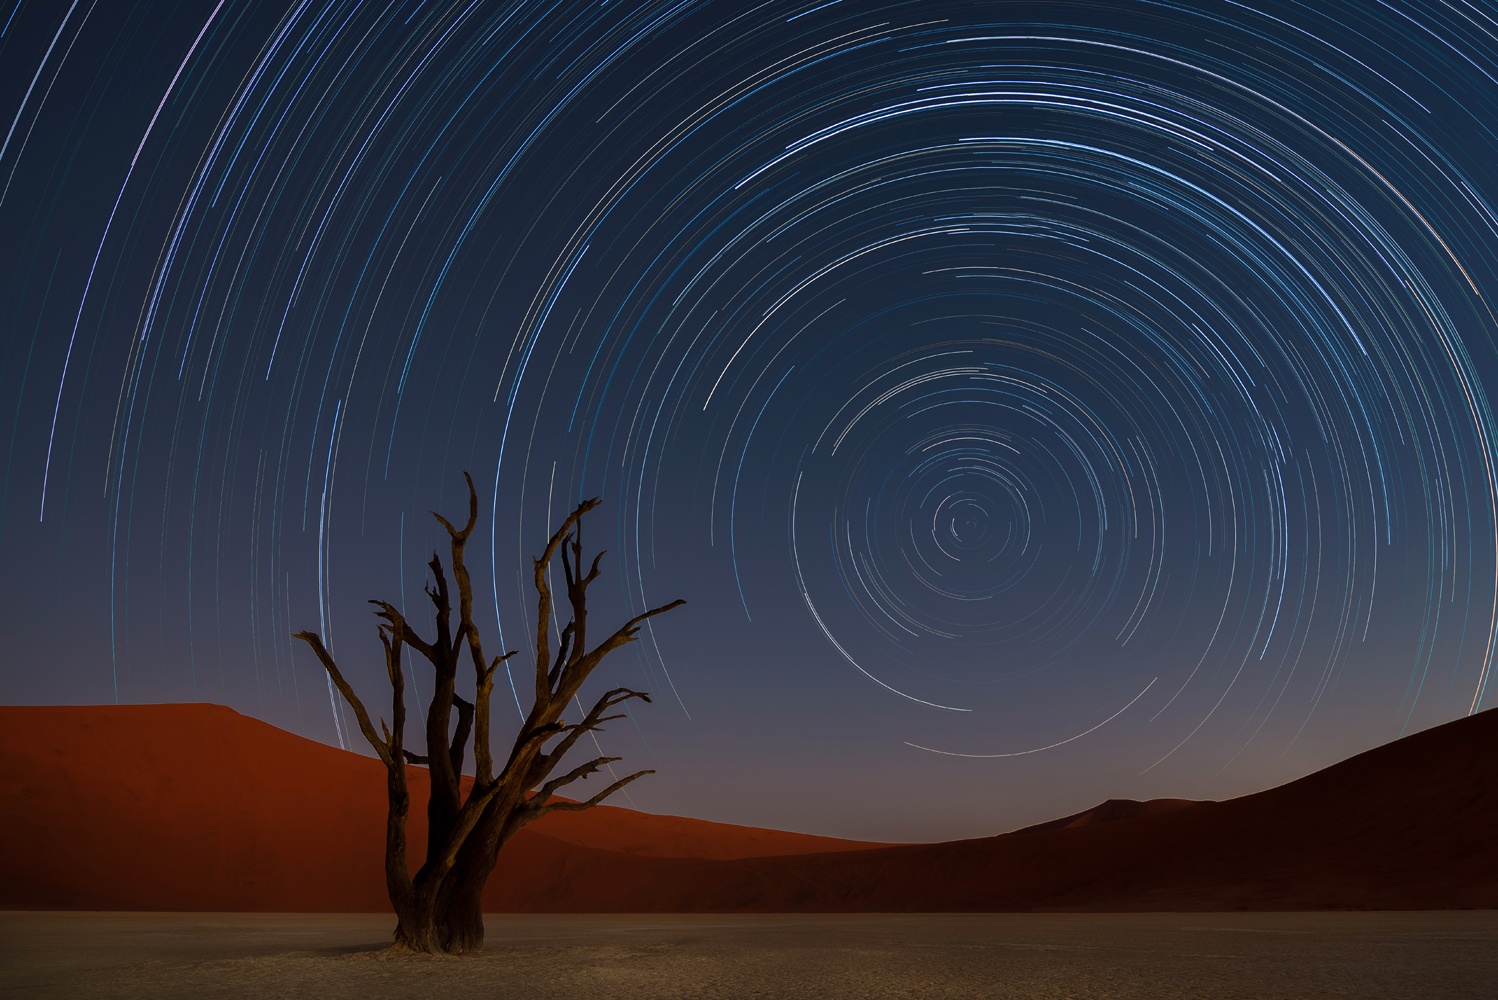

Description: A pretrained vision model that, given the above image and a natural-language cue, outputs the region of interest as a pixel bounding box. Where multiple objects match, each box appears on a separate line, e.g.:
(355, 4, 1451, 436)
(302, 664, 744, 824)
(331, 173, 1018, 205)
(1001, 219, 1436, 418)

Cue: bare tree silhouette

(294, 474, 683, 954)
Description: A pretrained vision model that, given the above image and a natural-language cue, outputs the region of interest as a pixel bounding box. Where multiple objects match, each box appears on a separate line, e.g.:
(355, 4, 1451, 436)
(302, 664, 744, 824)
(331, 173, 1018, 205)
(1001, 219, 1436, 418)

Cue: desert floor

(2, 911, 1495, 998)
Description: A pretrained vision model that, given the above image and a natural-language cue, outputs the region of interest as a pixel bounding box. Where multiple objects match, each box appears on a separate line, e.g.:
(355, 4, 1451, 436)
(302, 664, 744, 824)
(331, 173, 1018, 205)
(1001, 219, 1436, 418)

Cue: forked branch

(292, 630, 393, 768)
(531, 768, 656, 819)
(526, 686, 652, 787)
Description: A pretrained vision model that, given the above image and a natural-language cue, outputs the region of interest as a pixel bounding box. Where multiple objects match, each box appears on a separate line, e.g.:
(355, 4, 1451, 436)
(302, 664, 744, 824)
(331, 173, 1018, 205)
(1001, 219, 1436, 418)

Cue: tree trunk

(392, 880, 485, 954)
(436, 880, 486, 954)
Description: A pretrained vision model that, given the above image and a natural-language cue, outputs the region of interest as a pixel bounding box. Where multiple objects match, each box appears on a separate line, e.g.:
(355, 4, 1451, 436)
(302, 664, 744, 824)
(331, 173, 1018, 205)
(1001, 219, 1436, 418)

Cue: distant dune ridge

(1, 703, 1494, 911)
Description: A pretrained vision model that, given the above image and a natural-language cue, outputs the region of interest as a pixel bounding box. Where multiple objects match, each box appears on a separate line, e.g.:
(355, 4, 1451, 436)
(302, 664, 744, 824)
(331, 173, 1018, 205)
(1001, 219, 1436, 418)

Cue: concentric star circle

(5, 1, 1498, 823)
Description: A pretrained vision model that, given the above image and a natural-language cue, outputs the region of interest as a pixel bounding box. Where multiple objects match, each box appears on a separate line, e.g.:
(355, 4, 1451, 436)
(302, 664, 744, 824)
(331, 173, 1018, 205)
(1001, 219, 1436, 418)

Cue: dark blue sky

(3, 0, 1498, 842)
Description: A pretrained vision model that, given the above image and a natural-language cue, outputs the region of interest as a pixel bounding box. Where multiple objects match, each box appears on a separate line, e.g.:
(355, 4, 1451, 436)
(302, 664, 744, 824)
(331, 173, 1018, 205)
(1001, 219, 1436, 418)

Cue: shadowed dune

(1007, 796, 1201, 835)
(1, 703, 1494, 911)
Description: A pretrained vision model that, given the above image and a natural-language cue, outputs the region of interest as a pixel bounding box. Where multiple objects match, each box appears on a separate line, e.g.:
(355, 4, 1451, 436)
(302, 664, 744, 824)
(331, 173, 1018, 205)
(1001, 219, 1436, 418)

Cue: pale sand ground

(3, 911, 1495, 999)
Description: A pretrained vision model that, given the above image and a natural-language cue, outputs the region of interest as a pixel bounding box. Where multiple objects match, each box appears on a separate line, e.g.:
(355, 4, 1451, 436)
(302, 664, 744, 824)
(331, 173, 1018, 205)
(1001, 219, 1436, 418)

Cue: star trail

(3, 0, 1498, 841)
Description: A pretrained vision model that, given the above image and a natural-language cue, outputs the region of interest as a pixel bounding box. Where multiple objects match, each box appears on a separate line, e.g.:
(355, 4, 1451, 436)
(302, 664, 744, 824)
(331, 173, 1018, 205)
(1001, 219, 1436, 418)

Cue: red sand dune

(0, 704, 878, 911)
(2, 703, 1495, 911)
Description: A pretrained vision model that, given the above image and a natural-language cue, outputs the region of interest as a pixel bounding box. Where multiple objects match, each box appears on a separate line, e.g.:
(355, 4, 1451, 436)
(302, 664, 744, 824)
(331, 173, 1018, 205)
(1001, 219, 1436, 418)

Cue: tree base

(393, 897, 486, 956)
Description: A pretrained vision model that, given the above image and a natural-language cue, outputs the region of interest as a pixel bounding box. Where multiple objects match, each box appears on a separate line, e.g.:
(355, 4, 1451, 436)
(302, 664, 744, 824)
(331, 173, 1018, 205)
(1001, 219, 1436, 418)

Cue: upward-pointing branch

(554, 598, 687, 706)
(533, 497, 601, 705)
(293, 630, 393, 769)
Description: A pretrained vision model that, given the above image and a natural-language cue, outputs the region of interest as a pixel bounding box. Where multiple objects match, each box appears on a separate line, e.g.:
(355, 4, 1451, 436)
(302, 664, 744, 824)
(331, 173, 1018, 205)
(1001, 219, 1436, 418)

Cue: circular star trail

(3, 0, 1498, 837)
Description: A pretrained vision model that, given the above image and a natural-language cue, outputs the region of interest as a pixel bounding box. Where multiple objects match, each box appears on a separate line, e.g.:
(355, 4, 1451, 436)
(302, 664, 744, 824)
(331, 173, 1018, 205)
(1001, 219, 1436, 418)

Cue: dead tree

(294, 474, 683, 954)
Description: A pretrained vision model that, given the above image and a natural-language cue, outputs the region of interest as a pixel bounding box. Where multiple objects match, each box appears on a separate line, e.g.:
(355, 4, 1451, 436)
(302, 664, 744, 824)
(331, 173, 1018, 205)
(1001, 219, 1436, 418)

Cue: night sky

(3, 0, 1498, 843)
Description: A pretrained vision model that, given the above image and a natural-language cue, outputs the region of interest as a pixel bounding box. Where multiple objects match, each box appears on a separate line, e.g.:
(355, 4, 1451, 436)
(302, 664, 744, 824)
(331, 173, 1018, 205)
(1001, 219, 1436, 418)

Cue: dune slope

(0, 704, 877, 910)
